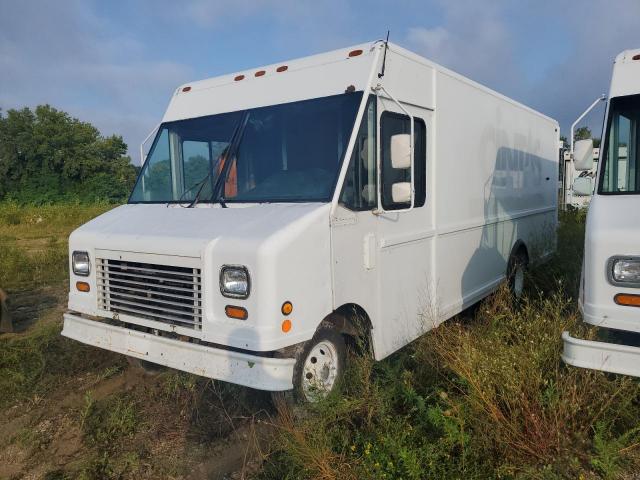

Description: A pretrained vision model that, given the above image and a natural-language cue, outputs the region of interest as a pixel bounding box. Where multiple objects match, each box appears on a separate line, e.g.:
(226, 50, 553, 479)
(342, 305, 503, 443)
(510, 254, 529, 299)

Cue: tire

(126, 356, 166, 375)
(507, 249, 528, 300)
(272, 323, 347, 406)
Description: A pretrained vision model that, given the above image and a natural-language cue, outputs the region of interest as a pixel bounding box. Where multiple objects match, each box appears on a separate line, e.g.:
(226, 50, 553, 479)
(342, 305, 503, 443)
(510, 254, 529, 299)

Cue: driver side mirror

(390, 133, 411, 169)
(389, 133, 412, 205)
(574, 139, 594, 171)
(391, 182, 411, 203)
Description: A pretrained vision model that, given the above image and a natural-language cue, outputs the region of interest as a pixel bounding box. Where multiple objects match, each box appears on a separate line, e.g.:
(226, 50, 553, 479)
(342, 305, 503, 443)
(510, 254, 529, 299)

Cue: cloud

(403, 0, 640, 137)
(0, 0, 193, 155)
(526, 0, 640, 137)
(406, 0, 524, 98)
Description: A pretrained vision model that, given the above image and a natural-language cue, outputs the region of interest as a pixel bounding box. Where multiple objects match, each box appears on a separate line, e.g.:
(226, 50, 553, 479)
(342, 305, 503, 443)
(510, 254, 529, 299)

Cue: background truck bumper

(562, 331, 640, 377)
(62, 313, 295, 391)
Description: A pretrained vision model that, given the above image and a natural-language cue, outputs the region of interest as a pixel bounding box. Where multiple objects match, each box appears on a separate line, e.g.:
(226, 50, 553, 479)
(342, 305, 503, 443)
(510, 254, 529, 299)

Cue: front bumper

(62, 313, 295, 391)
(562, 331, 640, 377)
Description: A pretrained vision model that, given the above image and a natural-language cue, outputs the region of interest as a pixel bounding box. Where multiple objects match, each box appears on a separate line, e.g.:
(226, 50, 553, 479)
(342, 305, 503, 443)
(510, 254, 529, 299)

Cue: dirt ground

(0, 287, 276, 480)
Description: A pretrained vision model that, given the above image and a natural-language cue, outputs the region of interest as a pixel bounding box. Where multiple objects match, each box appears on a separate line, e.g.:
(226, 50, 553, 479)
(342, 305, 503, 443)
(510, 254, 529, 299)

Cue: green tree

(0, 105, 137, 203)
(574, 126, 592, 141)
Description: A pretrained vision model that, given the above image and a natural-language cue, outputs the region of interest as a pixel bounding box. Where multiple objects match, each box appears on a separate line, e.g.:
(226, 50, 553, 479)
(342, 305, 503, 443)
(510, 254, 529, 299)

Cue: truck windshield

(129, 92, 363, 203)
(600, 94, 640, 194)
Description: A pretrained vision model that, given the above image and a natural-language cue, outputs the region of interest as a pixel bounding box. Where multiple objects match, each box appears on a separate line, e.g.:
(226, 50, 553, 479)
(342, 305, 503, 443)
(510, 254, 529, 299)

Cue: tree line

(0, 105, 139, 203)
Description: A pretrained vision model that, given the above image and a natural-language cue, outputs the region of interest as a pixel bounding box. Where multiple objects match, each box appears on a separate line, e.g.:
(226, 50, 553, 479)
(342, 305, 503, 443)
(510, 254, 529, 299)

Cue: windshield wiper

(209, 111, 250, 208)
(189, 112, 248, 208)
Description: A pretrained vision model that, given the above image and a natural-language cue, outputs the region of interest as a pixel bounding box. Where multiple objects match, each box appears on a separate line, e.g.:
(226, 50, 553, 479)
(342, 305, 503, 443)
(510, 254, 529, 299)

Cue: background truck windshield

(600, 94, 640, 194)
(129, 92, 363, 203)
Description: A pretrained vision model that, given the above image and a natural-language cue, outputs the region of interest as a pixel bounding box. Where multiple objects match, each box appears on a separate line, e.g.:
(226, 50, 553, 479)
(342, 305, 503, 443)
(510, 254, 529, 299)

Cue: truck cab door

(331, 96, 380, 334)
(373, 100, 435, 359)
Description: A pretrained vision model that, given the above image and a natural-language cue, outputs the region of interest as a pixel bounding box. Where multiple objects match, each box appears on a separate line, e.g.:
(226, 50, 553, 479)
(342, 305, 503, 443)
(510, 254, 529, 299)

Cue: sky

(1, 0, 639, 162)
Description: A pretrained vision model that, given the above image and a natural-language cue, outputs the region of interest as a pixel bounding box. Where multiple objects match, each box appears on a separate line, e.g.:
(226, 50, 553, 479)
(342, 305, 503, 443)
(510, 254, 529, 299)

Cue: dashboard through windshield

(129, 92, 363, 204)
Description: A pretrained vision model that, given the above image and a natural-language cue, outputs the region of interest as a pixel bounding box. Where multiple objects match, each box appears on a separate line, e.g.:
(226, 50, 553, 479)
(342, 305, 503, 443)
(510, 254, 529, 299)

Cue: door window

(380, 112, 426, 210)
(339, 96, 377, 210)
(600, 95, 640, 194)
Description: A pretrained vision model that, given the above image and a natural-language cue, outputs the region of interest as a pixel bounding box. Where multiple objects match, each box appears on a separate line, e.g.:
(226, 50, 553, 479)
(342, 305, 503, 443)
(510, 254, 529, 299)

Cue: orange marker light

(276, 65, 288, 72)
(633, 54, 640, 61)
(348, 49, 363, 57)
(255, 70, 266, 77)
(614, 294, 640, 307)
(181, 86, 191, 92)
(234, 74, 245, 81)
(281, 319, 292, 333)
(281, 301, 293, 315)
(76, 281, 90, 292)
(225, 305, 248, 320)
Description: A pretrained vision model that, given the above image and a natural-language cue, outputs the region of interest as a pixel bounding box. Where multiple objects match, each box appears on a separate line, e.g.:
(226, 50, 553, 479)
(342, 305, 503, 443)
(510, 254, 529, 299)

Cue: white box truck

(62, 41, 559, 401)
(563, 49, 640, 375)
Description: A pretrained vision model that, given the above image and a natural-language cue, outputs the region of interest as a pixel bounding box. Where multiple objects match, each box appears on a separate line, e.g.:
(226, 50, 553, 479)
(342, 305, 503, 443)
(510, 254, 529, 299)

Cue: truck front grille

(97, 258, 202, 330)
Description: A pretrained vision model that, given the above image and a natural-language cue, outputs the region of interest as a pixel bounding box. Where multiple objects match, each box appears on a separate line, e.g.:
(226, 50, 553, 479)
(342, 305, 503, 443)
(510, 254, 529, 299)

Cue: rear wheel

(507, 249, 528, 300)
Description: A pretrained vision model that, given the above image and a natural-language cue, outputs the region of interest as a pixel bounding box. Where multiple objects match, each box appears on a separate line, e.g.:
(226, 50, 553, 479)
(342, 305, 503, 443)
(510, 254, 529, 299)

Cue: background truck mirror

(574, 139, 594, 171)
(391, 182, 411, 203)
(390, 133, 411, 169)
(573, 176, 594, 196)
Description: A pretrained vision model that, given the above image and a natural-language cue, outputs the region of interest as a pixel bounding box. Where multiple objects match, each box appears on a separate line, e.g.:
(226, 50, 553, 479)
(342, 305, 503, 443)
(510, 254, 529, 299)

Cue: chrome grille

(97, 258, 202, 330)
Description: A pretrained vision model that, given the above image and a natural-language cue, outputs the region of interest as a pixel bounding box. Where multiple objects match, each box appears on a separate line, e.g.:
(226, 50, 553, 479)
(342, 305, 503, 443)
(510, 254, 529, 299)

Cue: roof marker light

(276, 65, 288, 72)
(234, 75, 245, 81)
(255, 70, 266, 77)
(633, 54, 640, 61)
(348, 49, 363, 57)
(181, 86, 192, 92)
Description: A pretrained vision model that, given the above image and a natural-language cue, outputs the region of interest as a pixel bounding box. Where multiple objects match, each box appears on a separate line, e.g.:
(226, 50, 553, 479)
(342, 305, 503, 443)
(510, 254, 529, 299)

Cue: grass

(2, 203, 640, 479)
(0, 201, 114, 290)
(260, 211, 640, 479)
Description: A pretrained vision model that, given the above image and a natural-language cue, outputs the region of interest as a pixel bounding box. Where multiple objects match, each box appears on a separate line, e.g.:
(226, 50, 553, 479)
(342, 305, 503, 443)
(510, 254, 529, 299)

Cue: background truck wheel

(272, 323, 346, 407)
(507, 248, 529, 300)
(126, 356, 166, 375)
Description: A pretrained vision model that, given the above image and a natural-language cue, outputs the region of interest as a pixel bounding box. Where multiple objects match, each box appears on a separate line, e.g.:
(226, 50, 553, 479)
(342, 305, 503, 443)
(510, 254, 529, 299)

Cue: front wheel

(273, 324, 346, 406)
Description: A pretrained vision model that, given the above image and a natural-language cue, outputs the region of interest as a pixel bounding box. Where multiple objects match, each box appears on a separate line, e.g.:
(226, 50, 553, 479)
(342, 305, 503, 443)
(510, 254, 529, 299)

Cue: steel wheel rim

(302, 340, 339, 401)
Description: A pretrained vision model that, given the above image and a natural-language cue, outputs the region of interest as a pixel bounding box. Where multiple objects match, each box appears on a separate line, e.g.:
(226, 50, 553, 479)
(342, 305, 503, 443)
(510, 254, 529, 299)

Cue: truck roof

(610, 48, 640, 98)
(162, 40, 557, 126)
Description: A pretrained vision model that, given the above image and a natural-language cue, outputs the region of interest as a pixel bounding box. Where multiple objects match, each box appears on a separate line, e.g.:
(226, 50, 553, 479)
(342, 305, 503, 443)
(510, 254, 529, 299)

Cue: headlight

(72, 251, 91, 276)
(220, 265, 250, 298)
(610, 257, 640, 286)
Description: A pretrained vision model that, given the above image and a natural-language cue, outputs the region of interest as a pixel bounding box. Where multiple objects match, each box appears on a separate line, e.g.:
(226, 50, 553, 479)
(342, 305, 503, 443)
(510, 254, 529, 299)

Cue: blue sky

(1, 0, 639, 161)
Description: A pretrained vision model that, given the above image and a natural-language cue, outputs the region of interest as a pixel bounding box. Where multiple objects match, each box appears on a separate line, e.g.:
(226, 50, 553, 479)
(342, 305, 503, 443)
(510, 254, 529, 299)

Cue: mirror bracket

(374, 83, 415, 214)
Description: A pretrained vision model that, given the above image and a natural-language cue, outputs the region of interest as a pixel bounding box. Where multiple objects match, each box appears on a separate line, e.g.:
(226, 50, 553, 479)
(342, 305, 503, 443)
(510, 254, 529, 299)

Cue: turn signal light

(76, 281, 90, 292)
(614, 293, 640, 307)
(225, 305, 248, 320)
(281, 301, 293, 315)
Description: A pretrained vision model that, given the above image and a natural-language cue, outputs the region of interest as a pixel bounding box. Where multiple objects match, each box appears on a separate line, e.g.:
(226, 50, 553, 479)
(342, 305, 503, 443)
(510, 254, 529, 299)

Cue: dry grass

(260, 211, 640, 479)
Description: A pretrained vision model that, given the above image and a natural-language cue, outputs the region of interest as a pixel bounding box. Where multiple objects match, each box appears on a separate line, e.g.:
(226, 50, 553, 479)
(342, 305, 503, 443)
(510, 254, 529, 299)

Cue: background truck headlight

(220, 265, 250, 298)
(72, 251, 91, 276)
(610, 257, 640, 286)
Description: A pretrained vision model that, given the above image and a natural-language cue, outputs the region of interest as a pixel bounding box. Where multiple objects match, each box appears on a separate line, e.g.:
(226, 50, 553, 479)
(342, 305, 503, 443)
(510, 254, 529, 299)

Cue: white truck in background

(563, 49, 640, 375)
(61, 41, 559, 402)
